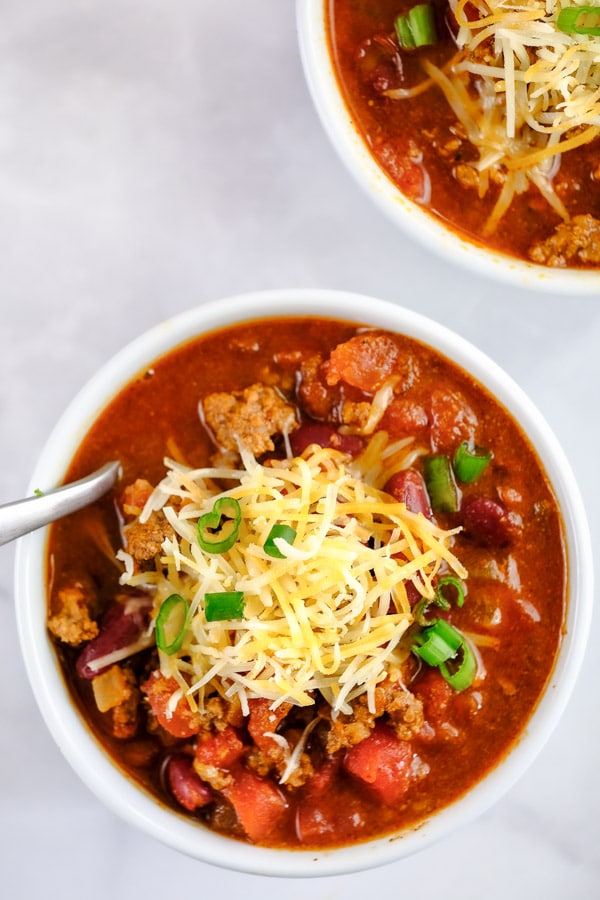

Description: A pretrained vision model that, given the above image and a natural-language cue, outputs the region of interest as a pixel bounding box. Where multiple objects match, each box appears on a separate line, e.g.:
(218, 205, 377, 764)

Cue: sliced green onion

(557, 6, 600, 35)
(423, 455, 460, 513)
(414, 576, 466, 625)
(395, 14, 416, 49)
(413, 592, 450, 627)
(197, 496, 241, 554)
(205, 590, 245, 622)
(435, 575, 466, 608)
(454, 442, 493, 483)
(412, 618, 463, 666)
(156, 593, 189, 654)
(440, 639, 477, 691)
(395, 4, 438, 50)
(264, 524, 297, 558)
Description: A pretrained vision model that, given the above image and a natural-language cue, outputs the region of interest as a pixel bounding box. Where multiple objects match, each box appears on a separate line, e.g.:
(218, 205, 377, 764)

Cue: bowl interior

(14, 289, 593, 876)
(296, 1, 600, 295)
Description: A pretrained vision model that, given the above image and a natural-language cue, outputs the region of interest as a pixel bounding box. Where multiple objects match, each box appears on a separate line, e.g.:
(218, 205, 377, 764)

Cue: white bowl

(15, 288, 593, 876)
(297, 1, 600, 294)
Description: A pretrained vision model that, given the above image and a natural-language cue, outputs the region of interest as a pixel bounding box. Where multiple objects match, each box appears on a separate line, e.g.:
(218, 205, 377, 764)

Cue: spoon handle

(0, 461, 120, 546)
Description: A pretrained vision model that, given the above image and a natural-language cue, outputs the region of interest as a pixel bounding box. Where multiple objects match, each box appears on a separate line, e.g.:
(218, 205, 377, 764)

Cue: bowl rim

(296, 0, 600, 295)
(14, 288, 594, 877)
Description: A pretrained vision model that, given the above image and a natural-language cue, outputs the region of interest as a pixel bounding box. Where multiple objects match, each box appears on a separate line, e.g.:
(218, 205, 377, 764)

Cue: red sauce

(46, 317, 566, 848)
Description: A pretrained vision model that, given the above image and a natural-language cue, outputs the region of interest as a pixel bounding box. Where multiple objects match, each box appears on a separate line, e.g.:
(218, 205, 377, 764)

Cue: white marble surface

(0, 1, 598, 897)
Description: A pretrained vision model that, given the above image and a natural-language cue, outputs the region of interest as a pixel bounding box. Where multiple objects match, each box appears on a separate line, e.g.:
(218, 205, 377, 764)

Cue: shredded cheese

(119, 441, 466, 717)
(386, 0, 600, 228)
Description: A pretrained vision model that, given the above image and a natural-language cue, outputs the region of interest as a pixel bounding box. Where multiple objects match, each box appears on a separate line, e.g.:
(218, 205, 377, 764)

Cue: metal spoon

(0, 460, 120, 546)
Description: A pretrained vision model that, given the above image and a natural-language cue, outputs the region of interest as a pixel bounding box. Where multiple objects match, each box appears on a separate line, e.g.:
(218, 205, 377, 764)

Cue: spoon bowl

(0, 461, 120, 546)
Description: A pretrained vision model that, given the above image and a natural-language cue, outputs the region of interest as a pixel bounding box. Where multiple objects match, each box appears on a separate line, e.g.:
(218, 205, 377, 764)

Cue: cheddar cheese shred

(117, 441, 466, 717)
(386, 0, 600, 229)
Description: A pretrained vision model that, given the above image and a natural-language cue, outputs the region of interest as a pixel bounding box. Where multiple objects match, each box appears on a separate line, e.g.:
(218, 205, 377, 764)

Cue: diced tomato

(295, 756, 347, 843)
(325, 334, 400, 393)
(247, 698, 291, 753)
(223, 769, 288, 843)
(296, 786, 367, 844)
(194, 726, 246, 770)
(141, 671, 200, 738)
(430, 389, 478, 454)
(380, 397, 428, 439)
(413, 668, 453, 731)
(376, 140, 430, 203)
(343, 724, 415, 805)
(165, 754, 213, 812)
(303, 755, 341, 798)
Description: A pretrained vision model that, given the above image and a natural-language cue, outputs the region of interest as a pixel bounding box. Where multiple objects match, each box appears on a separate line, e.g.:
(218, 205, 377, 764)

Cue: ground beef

(340, 399, 372, 430)
(528, 214, 600, 267)
(324, 680, 424, 753)
(246, 739, 314, 789)
(124, 511, 174, 563)
(375, 679, 424, 740)
(202, 383, 298, 456)
(47, 579, 99, 647)
(107, 666, 141, 739)
(298, 354, 338, 421)
(325, 707, 373, 754)
(193, 759, 234, 791)
(199, 695, 245, 734)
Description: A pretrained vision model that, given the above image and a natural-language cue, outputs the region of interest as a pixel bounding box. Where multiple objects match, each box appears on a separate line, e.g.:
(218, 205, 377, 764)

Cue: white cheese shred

(387, 0, 600, 227)
(120, 441, 466, 717)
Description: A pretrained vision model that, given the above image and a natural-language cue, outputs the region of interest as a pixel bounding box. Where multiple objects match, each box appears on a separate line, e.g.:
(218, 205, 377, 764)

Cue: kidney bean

(461, 496, 522, 547)
(384, 469, 433, 519)
(356, 34, 403, 94)
(384, 470, 432, 606)
(289, 421, 364, 458)
(166, 754, 213, 812)
(76, 595, 151, 680)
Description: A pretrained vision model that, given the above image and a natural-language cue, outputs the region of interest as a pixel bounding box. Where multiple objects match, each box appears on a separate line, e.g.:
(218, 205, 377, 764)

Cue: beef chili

(327, 0, 600, 267)
(46, 317, 566, 849)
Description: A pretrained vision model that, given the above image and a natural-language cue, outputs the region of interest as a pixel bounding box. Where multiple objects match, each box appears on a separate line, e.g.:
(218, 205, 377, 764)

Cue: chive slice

(205, 590, 245, 622)
(412, 619, 477, 691)
(440, 639, 477, 691)
(156, 594, 189, 654)
(414, 576, 466, 626)
(395, 3, 438, 50)
(197, 496, 241, 554)
(412, 618, 463, 666)
(395, 14, 416, 49)
(557, 6, 600, 35)
(435, 575, 466, 608)
(423, 455, 460, 513)
(413, 588, 451, 627)
(264, 524, 297, 558)
(454, 442, 493, 483)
